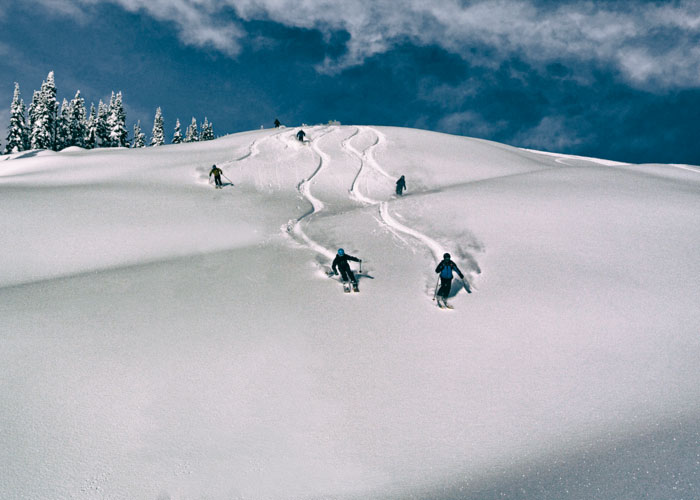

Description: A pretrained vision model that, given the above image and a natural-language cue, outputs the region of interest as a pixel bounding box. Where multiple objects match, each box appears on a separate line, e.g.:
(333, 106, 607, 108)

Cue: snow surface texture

(1, 126, 699, 500)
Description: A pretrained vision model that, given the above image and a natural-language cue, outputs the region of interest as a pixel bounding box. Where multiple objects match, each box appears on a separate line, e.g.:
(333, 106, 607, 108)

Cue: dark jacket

(396, 176, 406, 189)
(209, 166, 222, 177)
(296, 130, 306, 141)
(332, 253, 360, 273)
(435, 259, 464, 279)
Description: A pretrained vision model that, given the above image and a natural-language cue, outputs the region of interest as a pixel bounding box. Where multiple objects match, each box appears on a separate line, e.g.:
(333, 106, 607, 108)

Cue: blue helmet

(337, 248, 344, 256)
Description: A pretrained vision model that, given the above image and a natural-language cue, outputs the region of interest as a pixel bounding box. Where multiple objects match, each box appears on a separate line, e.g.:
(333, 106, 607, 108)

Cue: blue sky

(1, 0, 699, 164)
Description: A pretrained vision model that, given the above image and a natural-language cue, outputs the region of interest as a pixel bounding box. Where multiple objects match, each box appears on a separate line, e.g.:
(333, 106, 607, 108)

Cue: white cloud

(437, 111, 507, 138)
(27, 0, 700, 88)
(513, 115, 586, 153)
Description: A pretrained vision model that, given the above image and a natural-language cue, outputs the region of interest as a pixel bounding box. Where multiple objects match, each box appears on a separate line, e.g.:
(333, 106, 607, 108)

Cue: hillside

(1, 126, 699, 500)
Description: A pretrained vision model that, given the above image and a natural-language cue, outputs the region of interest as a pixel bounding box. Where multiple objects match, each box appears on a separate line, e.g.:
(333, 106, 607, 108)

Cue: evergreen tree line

(3, 71, 215, 155)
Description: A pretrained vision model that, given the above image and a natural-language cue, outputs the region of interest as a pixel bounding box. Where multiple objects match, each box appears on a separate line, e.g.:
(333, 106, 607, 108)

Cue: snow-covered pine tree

(85, 103, 98, 149)
(172, 118, 182, 144)
(68, 90, 87, 148)
(41, 71, 59, 150)
(184, 117, 198, 143)
(4, 82, 27, 154)
(150, 107, 164, 146)
(132, 121, 146, 148)
(107, 91, 128, 147)
(96, 100, 110, 147)
(56, 98, 70, 150)
(29, 89, 52, 150)
(200, 117, 215, 141)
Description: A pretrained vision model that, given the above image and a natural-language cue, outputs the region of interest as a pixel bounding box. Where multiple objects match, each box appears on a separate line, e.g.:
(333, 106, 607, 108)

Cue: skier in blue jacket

(435, 253, 464, 307)
(332, 248, 361, 292)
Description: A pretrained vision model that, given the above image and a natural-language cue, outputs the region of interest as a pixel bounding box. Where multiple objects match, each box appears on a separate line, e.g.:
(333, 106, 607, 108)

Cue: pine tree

(107, 91, 128, 147)
(41, 71, 59, 150)
(150, 107, 164, 146)
(132, 121, 146, 148)
(56, 98, 70, 150)
(4, 82, 27, 154)
(200, 117, 215, 141)
(85, 103, 98, 149)
(172, 118, 182, 144)
(96, 100, 110, 147)
(29, 89, 52, 150)
(184, 117, 199, 143)
(68, 90, 87, 148)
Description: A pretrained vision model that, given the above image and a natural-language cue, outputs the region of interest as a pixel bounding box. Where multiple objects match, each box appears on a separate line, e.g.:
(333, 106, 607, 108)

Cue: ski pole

(222, 174, 234, 185)
(359, 260, 362, 274)
(432, 276, 440, 301)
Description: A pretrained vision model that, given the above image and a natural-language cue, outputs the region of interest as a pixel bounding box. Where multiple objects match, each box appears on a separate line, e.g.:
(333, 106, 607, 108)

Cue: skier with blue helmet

(332, 248, 362, 292)
(435, 252, 464, 308)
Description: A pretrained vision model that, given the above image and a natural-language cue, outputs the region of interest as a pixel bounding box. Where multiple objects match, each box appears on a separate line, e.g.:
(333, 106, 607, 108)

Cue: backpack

(440, 262, 453, 279)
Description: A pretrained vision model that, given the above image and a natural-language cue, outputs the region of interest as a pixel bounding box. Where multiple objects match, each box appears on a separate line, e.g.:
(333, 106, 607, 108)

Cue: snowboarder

(332, 248, 362, 292)
(435, 253, 464, 308)
(396, 175, 406, 196)
(209, 164, 223, 188)
(274, 118, 281, 128)
(296, 129, 306, 142)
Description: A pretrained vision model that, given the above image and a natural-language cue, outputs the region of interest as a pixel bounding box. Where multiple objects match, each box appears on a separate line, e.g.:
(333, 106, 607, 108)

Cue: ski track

(285, 126, 336, 260)
(281, 125, 476, 295)
(343, 126, 446, 263)
(217, 130, 286, 188)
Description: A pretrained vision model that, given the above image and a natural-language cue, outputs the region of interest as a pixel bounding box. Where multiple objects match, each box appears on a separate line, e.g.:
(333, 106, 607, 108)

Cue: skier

(332, 248, 362, 292)
(209, 164, 223, 189)
(396, 175, 406, 196)
(274, 118, 281, 128)
(296, 129, 306, 142)
(434, 252, 464, 308)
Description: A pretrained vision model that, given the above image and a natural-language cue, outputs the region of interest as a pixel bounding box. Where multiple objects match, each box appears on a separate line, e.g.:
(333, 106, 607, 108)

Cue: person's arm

(331, 256, 339, 273)
(346, 255, 360, 263)
(452, 263, 464, 279)
(435, 262, 444, 274)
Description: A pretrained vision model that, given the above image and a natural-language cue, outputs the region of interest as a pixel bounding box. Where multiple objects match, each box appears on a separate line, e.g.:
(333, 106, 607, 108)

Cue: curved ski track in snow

(343, 126, 446, 263)
(286, 126, 336, 260)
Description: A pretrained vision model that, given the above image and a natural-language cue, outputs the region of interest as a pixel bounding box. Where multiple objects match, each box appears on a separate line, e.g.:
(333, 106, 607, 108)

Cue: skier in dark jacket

(274, 118, 281, 128)
(435, 253, 464, 307)
(396, 175, 406, 196)
(209, 164, 223, 188)
(296, 129, 306, 142)
(332, 248, 361, 291)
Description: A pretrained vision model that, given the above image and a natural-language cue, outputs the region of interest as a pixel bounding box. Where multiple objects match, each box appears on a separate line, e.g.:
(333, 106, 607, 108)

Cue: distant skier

(209, 164, 223, 189)
(396, 175, 406, 196)
(296, 129, 306, 142)
(332, 248, 362, 292)
(435, 253, 464, 308)
(274, 118, 281, 128)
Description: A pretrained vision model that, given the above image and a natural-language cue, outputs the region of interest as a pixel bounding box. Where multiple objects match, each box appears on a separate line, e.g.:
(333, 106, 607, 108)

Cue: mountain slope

(1, 126, 699, 500)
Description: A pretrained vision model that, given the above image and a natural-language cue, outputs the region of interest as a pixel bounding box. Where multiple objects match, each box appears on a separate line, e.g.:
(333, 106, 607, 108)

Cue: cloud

(512, 115, 587, 152)
(24, 0, 700, 89)
(437, 111, 508, 139)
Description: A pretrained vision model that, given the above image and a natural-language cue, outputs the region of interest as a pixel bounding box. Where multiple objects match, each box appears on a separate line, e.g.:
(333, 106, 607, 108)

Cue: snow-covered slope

(1, 126, 699, 500)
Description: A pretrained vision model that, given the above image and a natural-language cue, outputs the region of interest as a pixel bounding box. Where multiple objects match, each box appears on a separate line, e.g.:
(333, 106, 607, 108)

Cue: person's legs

(438, 277, 452, 299)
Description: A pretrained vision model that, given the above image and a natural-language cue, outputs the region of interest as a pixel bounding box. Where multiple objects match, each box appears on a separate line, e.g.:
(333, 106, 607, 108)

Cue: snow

(1, 126, 699, 500)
